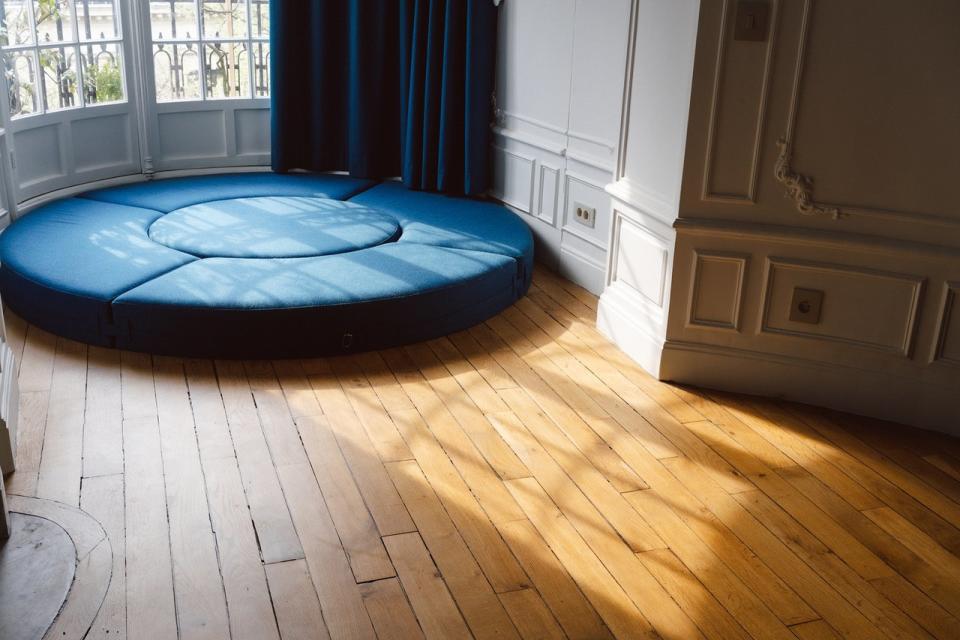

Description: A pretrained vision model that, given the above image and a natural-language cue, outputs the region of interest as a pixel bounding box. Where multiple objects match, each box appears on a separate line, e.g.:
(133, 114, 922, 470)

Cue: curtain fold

(271, 0, 498, 196)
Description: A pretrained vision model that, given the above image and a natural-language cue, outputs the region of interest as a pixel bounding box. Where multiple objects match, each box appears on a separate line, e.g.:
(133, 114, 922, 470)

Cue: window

(150, 0, 269, 102)
(0, 0, 126, 118)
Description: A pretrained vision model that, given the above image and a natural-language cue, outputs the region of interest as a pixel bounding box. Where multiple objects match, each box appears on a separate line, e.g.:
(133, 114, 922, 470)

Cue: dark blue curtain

(270, 0, 498, 196)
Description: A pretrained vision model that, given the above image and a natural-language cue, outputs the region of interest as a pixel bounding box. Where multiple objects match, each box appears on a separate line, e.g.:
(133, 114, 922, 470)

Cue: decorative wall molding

(605, 177, 676, 227)
(687, 251, 748, 330)
(610, 211, 670, 308)
(612, 0, 640, 183)
(565, 150, 615, 173)
(675, 217, 960, 259)
(491, 125, 566, 156)
(770, 0, 960, 231)
(773, 137, 841, 219)
(701, 0, 780, 204)
(501, 110, 616, 152)
(537, 164, 560, 225)
(491, 145, 536, 213)
(931, 282, 960, 367)
(759, 257, 924, 357)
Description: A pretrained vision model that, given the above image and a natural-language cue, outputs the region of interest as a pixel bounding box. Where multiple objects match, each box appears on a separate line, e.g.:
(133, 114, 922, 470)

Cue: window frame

(148, 0, 270, 104)
(0, 0, 129, 119)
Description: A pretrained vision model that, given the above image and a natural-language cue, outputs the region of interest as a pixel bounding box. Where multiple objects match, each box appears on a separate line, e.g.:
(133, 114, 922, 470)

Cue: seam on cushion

(75, 193, 168, 214)
(23, 195, 167, 219)
(383, 242, 530, 266)
(343, 188, 533, 259)
(144, 200, 404, 259)
(340, 179, 381, 199)
(0, 254, 199, 304)
(107, 257, 210, 303)
(112, 249, 519, 311)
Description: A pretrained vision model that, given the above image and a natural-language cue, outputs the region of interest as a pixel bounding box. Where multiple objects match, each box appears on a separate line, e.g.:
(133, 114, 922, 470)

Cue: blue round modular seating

(0, 173, 533, 358)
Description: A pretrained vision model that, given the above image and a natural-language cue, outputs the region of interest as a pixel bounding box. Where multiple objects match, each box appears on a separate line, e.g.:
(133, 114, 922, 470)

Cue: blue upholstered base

(0, 173, 533, 358)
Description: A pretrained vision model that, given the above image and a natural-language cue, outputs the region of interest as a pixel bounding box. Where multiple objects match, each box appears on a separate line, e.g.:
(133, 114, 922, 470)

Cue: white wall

(490, 0, 631, 294)
(597, 0, 701, 374)
(662, 0, 960, 434)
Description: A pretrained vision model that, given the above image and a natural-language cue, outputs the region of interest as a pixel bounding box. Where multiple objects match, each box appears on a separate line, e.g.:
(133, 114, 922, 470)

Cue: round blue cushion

(0, 173, 533, 357)
(148, 197, 400, 258)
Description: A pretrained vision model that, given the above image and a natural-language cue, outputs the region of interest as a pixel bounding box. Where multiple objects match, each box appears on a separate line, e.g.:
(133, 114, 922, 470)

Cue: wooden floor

(5, 268, 960, 640)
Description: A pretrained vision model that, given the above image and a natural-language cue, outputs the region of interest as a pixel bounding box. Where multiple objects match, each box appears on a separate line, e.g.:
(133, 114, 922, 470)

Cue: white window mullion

(23, 0, 45, 115)
(245, 0, 253, 98)
(67, 0, 84, 108)
(196, 0, 207, 101)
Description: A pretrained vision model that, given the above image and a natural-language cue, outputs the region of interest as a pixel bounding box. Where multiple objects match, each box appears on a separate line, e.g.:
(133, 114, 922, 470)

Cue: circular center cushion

(148, 196, 401, 258)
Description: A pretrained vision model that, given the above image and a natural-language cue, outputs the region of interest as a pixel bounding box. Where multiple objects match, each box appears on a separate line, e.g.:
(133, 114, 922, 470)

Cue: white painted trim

(491, 145, 536, 214)
(660, 339, 960, 436)
(598, 283, 666, 376)
(605, 177, 677, 228)
(500, 110, 616, 152)
(491, 125, 566, 157)
(686, 251, 749, 331)
(566, 150, 615, 173)
(536, 163, 560, 225)
(557, 243, 606, 295)
(675, 217, 960, 259)
(758, 256, 925, 357)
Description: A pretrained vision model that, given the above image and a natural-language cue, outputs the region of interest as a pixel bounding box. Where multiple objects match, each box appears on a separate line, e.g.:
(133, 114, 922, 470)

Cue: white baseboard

(660, 340, 960, 437)
(557, 245, 606, 295)
(597, 285, 665, 377)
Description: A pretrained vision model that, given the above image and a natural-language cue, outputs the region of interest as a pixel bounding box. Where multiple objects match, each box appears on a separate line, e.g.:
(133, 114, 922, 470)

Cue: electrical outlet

(573, 203, 596, 229)
(789, 287, 824, 324)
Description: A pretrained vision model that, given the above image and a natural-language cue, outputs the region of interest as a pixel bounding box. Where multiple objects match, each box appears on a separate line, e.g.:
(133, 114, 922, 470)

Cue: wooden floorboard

(5, 267, 960, 639)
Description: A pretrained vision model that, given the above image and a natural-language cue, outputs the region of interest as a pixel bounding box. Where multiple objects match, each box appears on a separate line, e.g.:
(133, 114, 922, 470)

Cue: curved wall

(0, 0, 271, 226)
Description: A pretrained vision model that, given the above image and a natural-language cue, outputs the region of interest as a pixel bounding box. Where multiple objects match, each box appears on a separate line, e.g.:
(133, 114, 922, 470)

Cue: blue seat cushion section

(111, 246, 521, 357)
(0, 197, 195, 300)
(115, 244, 516, 308)
(0, 173, 534, 358)
(148, 197, 401, 258)
(81, 173, 377, 212)
(349, 182, 533, 265)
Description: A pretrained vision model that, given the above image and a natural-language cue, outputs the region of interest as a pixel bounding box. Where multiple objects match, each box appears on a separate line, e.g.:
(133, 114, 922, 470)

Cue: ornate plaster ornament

(774, 137, 841, 219)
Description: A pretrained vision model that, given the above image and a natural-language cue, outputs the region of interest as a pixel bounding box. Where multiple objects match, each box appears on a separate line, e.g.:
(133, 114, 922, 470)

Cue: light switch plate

(789, 288, 824, 324)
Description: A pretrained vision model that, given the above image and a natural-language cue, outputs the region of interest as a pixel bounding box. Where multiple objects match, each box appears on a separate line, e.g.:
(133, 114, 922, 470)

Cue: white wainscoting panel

(157, 110, 228, 162)
(490, 128, 615, 295)
(597, 198, 676, 375)
(491, 144, 536, 214)
(13, 124, 65, 191)
(761, 259, 924, 356)
(688, 251, 747, 330)
(234, 108, 271, 157)
(72, 113, 135, 173)
(664, 220, 960, 434)
(612, 214, 668, 308)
